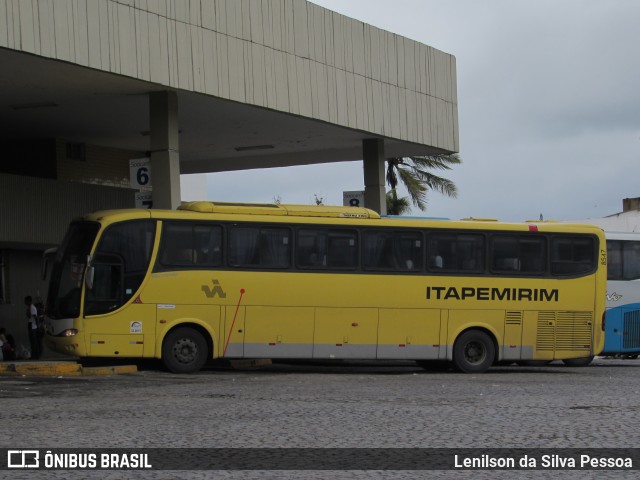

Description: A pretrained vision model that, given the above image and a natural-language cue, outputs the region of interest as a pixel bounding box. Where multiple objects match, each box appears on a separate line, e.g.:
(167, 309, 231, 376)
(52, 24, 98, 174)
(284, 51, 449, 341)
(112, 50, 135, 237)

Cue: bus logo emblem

(202, 279, 227, 299)
(607, 292, 623, 302)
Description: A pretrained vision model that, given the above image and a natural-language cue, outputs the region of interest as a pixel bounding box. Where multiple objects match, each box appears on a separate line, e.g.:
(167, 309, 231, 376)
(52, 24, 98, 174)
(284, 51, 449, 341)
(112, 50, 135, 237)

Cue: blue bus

(602, 232, 640, 358)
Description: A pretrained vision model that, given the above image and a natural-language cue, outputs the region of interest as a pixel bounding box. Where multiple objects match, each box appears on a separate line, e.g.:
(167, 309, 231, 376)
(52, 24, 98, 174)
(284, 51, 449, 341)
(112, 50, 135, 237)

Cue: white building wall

(573, 211, 640, 233)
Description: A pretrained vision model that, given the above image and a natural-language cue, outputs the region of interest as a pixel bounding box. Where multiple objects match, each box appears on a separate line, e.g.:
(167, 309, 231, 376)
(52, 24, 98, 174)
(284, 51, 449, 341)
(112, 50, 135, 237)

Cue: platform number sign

(130, 158, 153, 208)
(135, 192, 153, 209)
(130, 158, 152, 189)
(343, 190, 364, 207)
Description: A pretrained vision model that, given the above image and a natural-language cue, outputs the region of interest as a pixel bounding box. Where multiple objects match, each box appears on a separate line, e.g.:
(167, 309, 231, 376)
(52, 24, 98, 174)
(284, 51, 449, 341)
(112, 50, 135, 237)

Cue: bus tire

(562, 356, 594, 367)
(162, 327, 208, 373)
(453, 330, 495, 373)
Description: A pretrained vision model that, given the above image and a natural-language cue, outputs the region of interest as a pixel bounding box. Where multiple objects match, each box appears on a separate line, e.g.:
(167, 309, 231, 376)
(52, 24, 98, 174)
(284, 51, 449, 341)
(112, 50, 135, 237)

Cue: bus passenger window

(429, 233, 484, 273)
(364, 231, 422, 271)
(364, 231, 394, 269)
(622, 241, 640, 280)
(328, 233, 357, 269)
(160, 224, 195, 265)
(297, 230, 327, 268)
(551, 236, 595, 275)
(608, 240, 640, 281)
(229, 226, 290, 268)
(194, 226, 222, 266)
(296, 229, 357, 270)
(607, 241, 622, 280)
(491, 235, 545, 274)
(160, 223, 222, 267)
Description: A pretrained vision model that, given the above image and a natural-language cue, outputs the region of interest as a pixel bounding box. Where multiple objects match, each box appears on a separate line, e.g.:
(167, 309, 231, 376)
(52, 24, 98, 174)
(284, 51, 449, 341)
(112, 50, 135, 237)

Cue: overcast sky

(181, 0, 640, 222)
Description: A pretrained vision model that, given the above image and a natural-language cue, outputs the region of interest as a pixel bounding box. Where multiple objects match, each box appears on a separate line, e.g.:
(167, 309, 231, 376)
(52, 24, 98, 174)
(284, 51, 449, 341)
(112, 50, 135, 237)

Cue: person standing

(25, 295, 40, 359)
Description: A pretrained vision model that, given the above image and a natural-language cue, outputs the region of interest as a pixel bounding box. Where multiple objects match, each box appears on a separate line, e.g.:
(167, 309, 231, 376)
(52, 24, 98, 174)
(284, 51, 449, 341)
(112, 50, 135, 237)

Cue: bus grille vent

(623, 310, 640, 349)
(556, 312, 593, 351)
(505, 311, 522, 325)
(536, 312, 556, 351)
(536, 311, 593, 351)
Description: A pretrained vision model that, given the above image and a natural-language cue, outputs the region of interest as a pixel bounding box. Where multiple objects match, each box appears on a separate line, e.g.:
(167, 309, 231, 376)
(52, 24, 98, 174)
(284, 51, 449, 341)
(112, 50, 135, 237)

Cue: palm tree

(386, 191, 411, 216)
(385, 153, 461, 212)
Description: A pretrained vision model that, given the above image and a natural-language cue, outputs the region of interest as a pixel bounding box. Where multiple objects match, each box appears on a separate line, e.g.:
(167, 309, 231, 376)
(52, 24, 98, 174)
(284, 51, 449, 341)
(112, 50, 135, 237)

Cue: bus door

(83, 254, 156, 357)
(82, 219, 157, 357)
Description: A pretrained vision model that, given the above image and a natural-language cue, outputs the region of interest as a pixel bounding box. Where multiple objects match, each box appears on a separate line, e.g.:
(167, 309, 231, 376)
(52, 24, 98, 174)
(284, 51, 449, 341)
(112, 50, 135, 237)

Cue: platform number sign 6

(137, 166, 150, 186)
(130, 158, 153, 209)
(130, 158, 152, 189)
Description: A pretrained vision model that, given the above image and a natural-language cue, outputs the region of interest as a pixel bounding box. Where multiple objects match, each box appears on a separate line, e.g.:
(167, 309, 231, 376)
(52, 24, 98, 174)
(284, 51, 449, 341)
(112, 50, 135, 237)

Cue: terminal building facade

(0, 0, 459, 349)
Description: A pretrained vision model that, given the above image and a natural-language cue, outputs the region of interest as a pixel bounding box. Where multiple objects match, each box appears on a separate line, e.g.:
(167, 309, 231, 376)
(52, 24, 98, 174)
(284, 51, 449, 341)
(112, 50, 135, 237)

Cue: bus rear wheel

(162, 327, 208, 373)
(453, 330, 495, 373)
(562, 356, 594, 367)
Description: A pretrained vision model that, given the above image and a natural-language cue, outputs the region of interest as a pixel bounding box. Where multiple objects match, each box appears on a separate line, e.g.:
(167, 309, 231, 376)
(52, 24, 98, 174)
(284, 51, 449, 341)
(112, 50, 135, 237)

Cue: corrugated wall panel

(0, 173, 136, 247)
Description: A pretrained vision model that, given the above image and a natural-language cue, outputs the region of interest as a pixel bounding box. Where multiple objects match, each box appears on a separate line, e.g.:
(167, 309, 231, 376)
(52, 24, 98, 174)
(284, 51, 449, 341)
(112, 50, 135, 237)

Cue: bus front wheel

(162, 327, 208, 373)
(453, 330, 495, 373)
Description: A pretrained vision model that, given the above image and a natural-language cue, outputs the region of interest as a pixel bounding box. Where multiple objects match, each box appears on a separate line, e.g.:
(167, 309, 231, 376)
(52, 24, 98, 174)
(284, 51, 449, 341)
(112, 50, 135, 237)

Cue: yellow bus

(43, 202, 606, 373)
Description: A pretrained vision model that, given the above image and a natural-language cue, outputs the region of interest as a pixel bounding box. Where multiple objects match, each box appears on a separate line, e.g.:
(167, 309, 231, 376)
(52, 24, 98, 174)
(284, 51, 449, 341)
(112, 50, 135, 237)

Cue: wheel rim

(172, 337, 199, 365)
(464, 340, 486, 365)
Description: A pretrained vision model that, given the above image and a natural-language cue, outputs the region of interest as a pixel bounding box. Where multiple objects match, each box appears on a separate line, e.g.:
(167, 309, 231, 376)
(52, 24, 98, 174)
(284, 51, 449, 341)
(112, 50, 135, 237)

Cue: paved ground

(1, 357, 639, 479)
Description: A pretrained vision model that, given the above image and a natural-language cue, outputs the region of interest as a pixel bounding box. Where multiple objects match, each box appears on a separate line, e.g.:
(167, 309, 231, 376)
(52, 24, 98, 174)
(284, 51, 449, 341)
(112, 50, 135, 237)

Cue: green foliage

(386, 153, 461, 212)
(386, 190, 411, 215)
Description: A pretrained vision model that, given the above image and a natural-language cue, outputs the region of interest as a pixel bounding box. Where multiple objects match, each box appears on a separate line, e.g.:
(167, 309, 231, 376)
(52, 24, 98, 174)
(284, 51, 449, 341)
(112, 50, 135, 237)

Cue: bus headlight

(57, 329, 79, 337)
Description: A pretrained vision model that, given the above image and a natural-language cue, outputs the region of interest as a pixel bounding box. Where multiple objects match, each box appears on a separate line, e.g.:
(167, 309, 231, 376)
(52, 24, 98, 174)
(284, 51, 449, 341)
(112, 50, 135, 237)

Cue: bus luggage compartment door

(313, 308, 377, 359)
(377, 308, 441, 359)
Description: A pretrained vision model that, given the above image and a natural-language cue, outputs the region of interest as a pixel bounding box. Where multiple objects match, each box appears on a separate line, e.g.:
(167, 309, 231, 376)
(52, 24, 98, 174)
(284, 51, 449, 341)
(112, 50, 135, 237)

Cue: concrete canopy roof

(0, 0, 458, 175)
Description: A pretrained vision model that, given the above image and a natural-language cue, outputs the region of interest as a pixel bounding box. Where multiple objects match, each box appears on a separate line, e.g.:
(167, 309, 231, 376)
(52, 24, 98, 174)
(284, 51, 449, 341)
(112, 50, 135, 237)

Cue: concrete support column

(362, 138, 387, 215)
(150, 91, 181, 209)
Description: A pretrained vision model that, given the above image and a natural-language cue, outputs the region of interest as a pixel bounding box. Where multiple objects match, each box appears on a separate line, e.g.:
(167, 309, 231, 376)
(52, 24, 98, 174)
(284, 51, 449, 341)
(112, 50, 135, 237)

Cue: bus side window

(491, 235, 545, 274)
(160, 223, 222, 268)
(430, 233, 484, 273)
(194, 225, 222, 266)
(297, 229, 357, 270)
(394, 233, 422, 271)
(160, 224, 194, 265)
(327, 232, 358, 269)
(363, 231, 395, 270)
(229, 226, 290, 268)
(551, 236, 595, 275)
(622, 241, 640, 280)
(363, 230, 423, 272)
(297, 229, 327, 268)
(607, 241, 622, 280)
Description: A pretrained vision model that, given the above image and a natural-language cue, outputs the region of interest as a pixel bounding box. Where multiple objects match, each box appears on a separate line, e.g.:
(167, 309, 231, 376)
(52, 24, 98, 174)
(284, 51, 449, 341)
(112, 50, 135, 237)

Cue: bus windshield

(47, 221, 100, 319)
